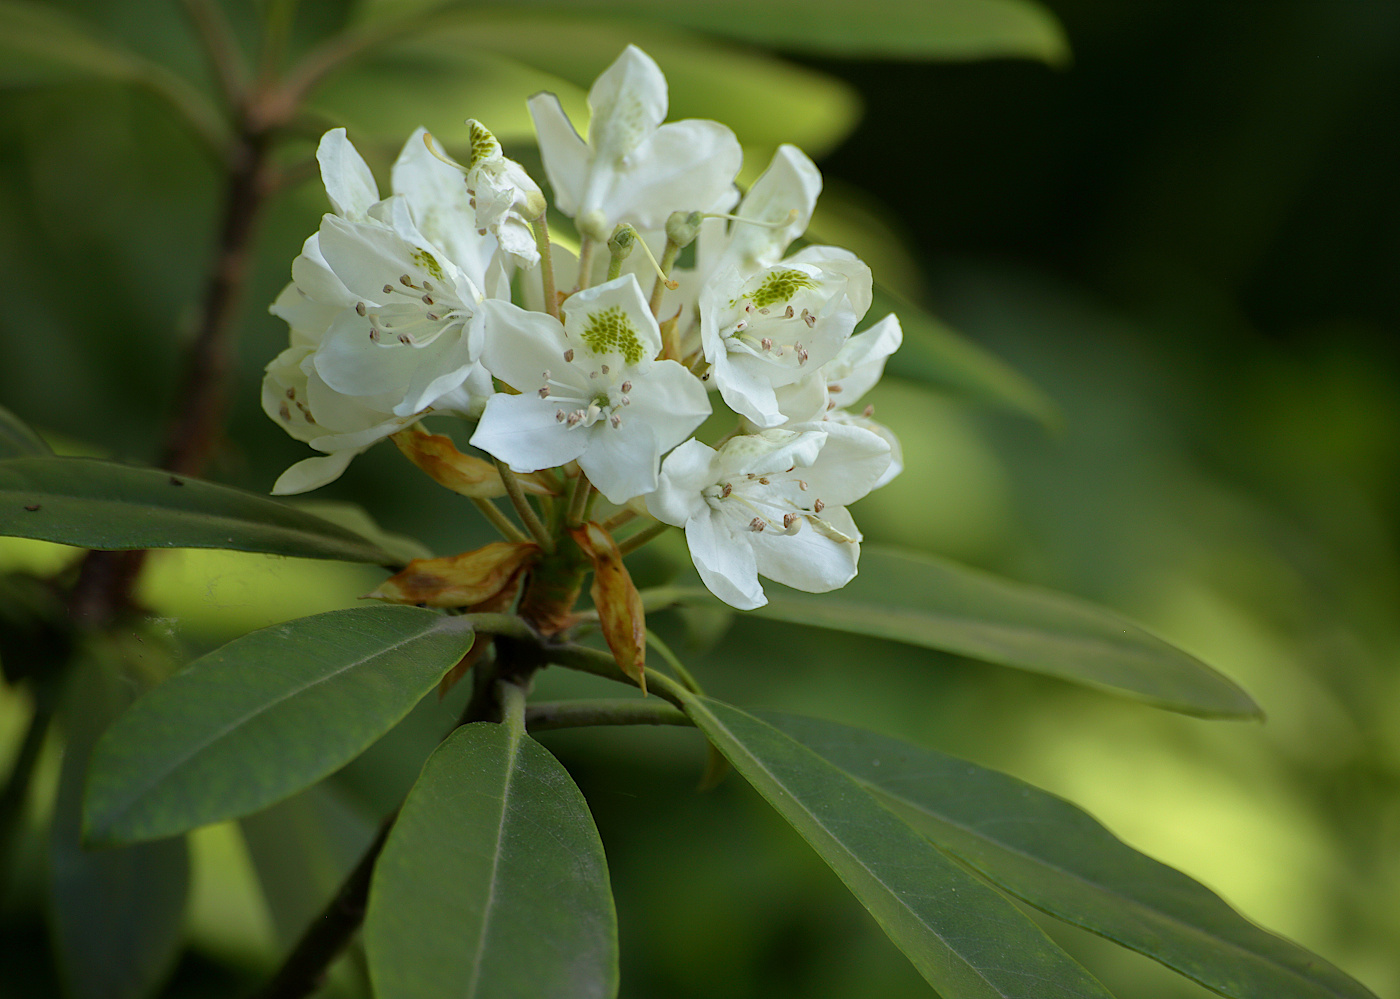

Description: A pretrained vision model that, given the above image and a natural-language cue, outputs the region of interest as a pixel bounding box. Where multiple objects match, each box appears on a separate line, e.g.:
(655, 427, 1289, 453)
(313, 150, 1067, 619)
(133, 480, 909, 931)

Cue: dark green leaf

(365, 714, 618, 999)
(879, 287, 1062, 428)
(752, 546, 1261, 717)
(763, 712, 1380, 999)
(83, 606, 475, 846)
(680, 693, 1113, 999)
(0, 456, 401, 564)
(357, 0, 1069, 64)
(0, 403, 52, 458)
(50, 652, 189, 999)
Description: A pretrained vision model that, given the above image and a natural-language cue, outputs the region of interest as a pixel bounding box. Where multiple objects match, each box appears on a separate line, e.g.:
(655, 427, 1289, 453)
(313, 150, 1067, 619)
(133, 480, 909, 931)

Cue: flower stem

(547, 643, 689, 709)
(532, 212, 560, 320)
(566, 470, 593, 527)
(617, 520, 670, 556)
(470, 496, 529, 544)
(644, 629, 704, 695)
(575, 237, 598, 291)
(600, 507, 637, 532)
(525, 698, 691, 732)
(648, 238, 682, 318)
(494, 459, 553, 552)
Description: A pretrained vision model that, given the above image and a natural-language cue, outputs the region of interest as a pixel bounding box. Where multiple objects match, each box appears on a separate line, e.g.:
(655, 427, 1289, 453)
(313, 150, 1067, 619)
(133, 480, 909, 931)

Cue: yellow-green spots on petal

(580, 306, 644, 364)
(467, 121, 500, 169)
(412, 249, 445, 282)
(750, 269, 815, 308)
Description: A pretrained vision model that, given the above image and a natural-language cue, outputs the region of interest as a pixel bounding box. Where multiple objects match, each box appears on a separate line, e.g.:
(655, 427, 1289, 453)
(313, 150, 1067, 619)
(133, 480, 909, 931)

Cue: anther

(620, 395, 630, 406)
(422, 294, 434, 305)
(421, 280, 433, 292)
(797, 479, 808, 490)
(383, 284, 395, 294)
(761, 337, 773, 352)
(749, 517, 767, 532)
(803, 313, 816, 328)
(425, 313, 440, 321)
(285, 387, 295, 399)
(813, 498, 825, 513)
(610, 414, 621, 428)
(783, 513, 800, 531)
(369, 329, 381, 342)
(563, 348, 575, 362)
(538, 387, 550, 398)
(829, 384, 843, 393)
(356, 302, 367, 316)
(601, 365, 610, 374)
(278, 403, 290, 421)
(556, 409, 565, 422)
(758, 477, 770, 485)
(620, 380, 632, 393)
(399, 274, 413, 286)
(785, 305, 795, 318)
(720, 483, 733, 498)
(863, 404, 875, 417)
(759, 307, 771, 315)
(735, 320, 748, 332)
(542, 370, 551, 381)
(567, 411, 583, 426)
(398, 334, 413, 345)
(796, 343, 809, 365)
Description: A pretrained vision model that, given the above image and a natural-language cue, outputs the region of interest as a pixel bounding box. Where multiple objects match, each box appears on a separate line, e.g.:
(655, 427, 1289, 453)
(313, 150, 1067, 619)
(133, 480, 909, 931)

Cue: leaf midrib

(463, 723, 521, 999)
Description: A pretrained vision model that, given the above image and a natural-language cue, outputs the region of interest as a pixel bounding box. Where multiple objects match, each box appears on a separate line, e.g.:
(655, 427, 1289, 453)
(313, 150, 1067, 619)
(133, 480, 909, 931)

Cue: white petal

(721, 144, 822, 273)
(528, 91, 589, 217)
(686, 510, 766, 610)
(619, 360, 711, 451)
(824, 313, 902, 405)
(469, 391, 589, 472)
(750, 505, 860, 594)
(773, 373, 829, 424)
(561, 275, 663, 365)
(272, 451, 358, 495)
(648, 438, 718, 526)
(578, 419, 659, 504)
(478, 299, 573, 390)
(597, 119, 742, 231)
(314, 310, 425, 399)
(785, 420, 890, 507)
(826, 410, 903, 488)
(586, 45, 668, 162)
(719, 429, 825, 479)
(289, 233, 356, 308)
(316, 129, 379, 220)
(391, 127, 497, 287)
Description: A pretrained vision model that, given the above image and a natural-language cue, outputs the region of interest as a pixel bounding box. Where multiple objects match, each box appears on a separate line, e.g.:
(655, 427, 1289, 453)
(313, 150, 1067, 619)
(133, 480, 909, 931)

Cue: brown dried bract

(391, 427, 553, 498)
(367, 541, 540, 608)
(571, 522, 647, 693)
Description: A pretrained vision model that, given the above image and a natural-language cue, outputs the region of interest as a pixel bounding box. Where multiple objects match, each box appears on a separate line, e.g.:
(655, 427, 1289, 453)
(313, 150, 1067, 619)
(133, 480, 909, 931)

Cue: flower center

(538, 356, 634, 431)
(357, 272, 468, 347)
(702, 472, 829, 536)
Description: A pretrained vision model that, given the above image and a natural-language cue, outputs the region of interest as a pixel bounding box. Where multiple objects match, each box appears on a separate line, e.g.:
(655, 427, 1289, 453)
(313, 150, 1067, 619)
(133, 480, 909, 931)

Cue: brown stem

(160, 126, 275, 477)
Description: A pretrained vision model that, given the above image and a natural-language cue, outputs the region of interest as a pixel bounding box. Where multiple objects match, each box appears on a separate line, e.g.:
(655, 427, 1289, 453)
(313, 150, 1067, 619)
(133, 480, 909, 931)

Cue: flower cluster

(264, 45, 903, 610)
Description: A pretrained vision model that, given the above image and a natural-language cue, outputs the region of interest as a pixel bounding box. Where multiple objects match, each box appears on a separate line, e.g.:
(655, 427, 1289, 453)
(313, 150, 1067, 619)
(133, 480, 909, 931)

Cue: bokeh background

(1, 1, 1397, 996)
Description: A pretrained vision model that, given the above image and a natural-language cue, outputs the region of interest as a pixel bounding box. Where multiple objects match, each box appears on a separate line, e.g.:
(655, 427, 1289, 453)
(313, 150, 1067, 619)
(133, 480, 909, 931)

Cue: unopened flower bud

(665, 210, 704, 249)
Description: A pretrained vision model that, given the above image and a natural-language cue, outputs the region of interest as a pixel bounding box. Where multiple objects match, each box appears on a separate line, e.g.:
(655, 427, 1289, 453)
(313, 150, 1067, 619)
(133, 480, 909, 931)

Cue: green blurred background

(1, 1, 1397, 996)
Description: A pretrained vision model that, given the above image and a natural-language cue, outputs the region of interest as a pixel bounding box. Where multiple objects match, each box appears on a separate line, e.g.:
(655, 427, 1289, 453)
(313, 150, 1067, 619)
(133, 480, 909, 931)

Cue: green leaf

(50, 651, 189, 999)
(83, 606, 475, 846)
(679, 693, 1113, 999)
(288, 499, 435, 564)
(751, 546, 1261, 718)
(0, 1, 229, 150)
(0, 456, 402, 564)
(0, 403, 52, 459)
(763, 712, 1380, 999)
(365, 715, 618, 999)
(357, 0, 1069, 64)
(879, 287, 1063, 428)
(311, 14, 860, 161)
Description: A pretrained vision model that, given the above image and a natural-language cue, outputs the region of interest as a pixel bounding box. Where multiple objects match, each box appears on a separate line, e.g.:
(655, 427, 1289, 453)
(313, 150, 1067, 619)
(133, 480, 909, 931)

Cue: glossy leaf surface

(681, 693, 1112, 999)
(84, 607, 475, 845)
(365, 717, 618, 999)
(0, 456, 400, 563)
(753, 546, 1260, 717)
(763, 712, 1380, 999)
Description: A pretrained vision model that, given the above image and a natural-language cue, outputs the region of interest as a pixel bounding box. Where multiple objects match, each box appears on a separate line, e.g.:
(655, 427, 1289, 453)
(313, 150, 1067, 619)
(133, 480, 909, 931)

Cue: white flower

(528, 45, 742, 241)
(774, 313, 905, 487)
(700, 246, 873, 428)
(647, 423, 891, 609)
(263, 240, 489, 494)
(470, 275, 711, 504)
(459, 120, 545, 268)
(310, 209, 484, 417)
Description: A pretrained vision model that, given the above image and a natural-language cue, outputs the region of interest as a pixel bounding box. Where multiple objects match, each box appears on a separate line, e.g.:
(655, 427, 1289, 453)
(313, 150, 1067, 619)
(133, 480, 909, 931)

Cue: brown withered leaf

(571, 522, 646, 693)
(368, 541, 540, 608)
(436, 565, 529, 699)
(392, 427, 553, 497)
